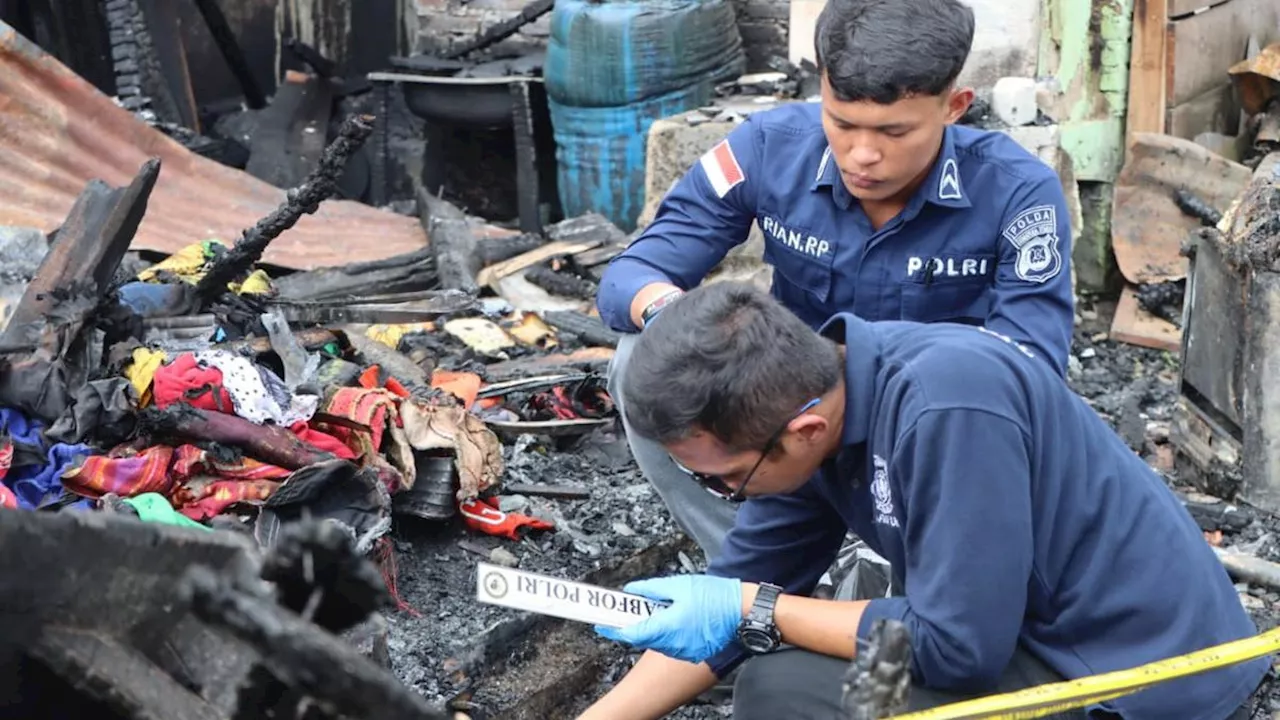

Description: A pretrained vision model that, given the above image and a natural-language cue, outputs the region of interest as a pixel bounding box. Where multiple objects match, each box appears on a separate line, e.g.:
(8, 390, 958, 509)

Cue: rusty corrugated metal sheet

(1230, 43, 1280, 116)
(0, 20, 427, 270)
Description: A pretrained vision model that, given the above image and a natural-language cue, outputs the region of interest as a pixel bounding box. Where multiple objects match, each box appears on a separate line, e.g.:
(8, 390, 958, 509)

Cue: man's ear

(945, 86, 975, 124)
(788, 413, 830, 444)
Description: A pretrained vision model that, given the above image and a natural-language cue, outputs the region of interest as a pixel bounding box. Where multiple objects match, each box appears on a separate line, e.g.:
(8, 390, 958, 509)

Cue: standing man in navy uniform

(597, 0, 1077, 562)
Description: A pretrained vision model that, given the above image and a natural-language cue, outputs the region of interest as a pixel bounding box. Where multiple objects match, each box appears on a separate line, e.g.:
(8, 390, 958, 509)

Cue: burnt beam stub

(1176, 152, 1280, 509)
(842, 619, 913, 720)
(181, 565, 450, 720)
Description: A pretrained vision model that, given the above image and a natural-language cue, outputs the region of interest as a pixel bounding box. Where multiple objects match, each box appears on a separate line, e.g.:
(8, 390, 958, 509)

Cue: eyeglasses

(671, 398, 823, 503)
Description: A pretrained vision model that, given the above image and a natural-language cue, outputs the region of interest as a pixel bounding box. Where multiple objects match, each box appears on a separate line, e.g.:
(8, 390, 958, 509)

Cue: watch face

(739, 627, 777, 654)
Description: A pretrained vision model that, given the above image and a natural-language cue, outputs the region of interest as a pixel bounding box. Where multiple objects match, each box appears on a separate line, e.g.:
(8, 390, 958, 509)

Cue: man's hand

(595, 574, 743, 664)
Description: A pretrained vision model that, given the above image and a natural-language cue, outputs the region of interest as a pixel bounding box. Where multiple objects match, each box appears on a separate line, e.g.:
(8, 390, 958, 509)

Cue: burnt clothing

(706, 314, 1268, 719)
(596, 102, 1075, 376)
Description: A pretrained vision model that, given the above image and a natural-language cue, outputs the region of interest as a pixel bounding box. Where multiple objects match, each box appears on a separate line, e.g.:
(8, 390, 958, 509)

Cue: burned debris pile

(0, 45, 646, 712)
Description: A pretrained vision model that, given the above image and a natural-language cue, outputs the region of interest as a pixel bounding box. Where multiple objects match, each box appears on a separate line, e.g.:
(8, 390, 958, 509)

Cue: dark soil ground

(384, 294, 1280, 719)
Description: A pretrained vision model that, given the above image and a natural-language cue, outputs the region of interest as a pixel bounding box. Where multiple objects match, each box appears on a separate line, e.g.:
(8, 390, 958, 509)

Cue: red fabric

(0, 441, 16, 510)
(289, 422, 356, 460)
(153, 353, 234, 412)
(62, 442, 292, 520)
(459, 497, 554, 540)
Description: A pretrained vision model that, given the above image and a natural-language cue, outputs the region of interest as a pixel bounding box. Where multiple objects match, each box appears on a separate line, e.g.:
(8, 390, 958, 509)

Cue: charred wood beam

(841, 619, 912, 720)
(2, 159, 159, 344)
(268, 289, 478, 325)
(542, 310, 621, 348)
(284, 37, 338, 79)
(134, 0, 199, 130)
(418, 187, 482, 293)
(273, 246, 439, 301)
(441, 0, 554, 60)
(415, 189, 548, 292)
(195, 114, 375, 306)
(524, 264, 598, 300)
(29, 627, 221, 720)
(0, 159, 159, 423)
(181, 566, 449, 720)
(189, 0, 266, 109)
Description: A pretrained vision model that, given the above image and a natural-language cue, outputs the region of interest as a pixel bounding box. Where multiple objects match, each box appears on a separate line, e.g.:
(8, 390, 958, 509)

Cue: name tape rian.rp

(475, 562, 670, 628)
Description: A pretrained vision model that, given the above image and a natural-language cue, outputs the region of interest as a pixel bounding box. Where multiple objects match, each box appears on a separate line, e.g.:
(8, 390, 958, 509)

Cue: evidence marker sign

(475, 562, 670, 628)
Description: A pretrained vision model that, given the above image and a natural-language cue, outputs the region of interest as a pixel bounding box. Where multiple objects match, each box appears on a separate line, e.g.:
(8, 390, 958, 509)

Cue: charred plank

(30, 627, 221, 720)
(542, 310, 621, 348)
(181, 566, 449, 720)
(273, 246, 439, 301)
(0, 159, 159, 422)
(189, 0, 266, 108)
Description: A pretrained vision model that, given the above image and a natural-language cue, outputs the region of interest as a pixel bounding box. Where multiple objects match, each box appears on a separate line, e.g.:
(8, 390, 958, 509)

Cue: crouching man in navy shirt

(598, 0, 1076, 563)
(576, 282, 1266, 720)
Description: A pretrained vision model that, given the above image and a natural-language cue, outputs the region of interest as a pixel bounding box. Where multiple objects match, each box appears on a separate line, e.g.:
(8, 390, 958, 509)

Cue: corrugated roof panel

(0, 21, 428, 270)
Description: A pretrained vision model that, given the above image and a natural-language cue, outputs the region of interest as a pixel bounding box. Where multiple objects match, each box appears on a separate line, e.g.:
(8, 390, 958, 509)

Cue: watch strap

(640, 289, 684, 327)
(748, 582, 783, 624)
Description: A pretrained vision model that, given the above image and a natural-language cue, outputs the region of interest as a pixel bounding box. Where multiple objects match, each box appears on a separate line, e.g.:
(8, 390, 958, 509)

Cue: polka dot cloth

(193, 350, 319, 426)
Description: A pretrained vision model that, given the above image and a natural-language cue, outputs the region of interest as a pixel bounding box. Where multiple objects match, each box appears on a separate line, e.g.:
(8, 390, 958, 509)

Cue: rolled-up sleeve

(596, 118, 763, 333)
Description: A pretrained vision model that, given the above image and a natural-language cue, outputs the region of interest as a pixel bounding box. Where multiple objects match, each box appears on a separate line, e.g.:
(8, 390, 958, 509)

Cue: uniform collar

(817, 312, 881, 447)
(808, 125, 972, 209)
(920, 125, 971, 209)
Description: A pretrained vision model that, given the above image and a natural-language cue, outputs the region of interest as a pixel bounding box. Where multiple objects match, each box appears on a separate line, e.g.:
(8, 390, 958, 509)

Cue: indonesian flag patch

(699, 139, 745, 199)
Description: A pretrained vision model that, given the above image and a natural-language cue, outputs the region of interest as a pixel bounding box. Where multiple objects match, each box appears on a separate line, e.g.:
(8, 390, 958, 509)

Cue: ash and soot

(376, 294, 1280, 719)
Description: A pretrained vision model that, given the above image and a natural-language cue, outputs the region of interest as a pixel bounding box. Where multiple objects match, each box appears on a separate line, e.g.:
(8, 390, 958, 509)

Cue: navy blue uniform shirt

(597, 102, 1076, 376)
(705, 315, 1266, 718)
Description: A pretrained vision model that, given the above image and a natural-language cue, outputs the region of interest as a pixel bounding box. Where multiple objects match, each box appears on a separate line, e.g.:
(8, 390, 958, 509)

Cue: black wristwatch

(737, 582, 783, 654)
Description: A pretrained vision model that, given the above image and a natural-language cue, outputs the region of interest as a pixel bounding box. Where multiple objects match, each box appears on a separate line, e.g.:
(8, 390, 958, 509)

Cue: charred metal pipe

(1213, 547, 1280, 592)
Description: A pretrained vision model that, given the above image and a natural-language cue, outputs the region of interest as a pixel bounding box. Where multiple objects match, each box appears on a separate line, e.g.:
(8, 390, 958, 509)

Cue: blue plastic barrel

(545, 0, 746, 108)
(549, 84, 712, 231)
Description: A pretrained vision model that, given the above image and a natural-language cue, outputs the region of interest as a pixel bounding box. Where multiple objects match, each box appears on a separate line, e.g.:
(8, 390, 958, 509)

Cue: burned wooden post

(0, 158, 160, 422)
(194, 113, 375, 306)
(1174, 151, 1280, 509)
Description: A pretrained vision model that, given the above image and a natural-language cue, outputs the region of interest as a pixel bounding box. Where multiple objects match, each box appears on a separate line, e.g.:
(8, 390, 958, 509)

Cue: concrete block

(1002, 124, 1061, 167)
(992, 77, 1038, 127)
(637, 101, 795, 271)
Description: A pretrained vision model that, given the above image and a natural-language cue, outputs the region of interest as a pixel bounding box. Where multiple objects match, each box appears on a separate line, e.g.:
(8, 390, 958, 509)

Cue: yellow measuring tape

(892, 625, 1280, 719)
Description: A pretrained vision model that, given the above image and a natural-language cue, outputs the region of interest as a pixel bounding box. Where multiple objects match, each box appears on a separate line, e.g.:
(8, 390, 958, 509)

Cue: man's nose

(847, 141, 882, 167)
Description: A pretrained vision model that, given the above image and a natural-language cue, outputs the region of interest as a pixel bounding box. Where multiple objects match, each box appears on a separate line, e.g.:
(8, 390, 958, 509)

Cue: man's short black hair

(621, 282, 843, 452)
(815, 0, 975, 104)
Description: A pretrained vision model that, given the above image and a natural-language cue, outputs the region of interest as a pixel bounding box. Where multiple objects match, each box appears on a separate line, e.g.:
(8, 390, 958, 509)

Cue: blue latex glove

(595, 574, 743, 664)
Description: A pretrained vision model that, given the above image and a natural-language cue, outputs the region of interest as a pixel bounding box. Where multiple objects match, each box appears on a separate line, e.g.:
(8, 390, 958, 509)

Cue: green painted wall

(1039, 0, 1134, 292)
(1038, 0, 1134, 183)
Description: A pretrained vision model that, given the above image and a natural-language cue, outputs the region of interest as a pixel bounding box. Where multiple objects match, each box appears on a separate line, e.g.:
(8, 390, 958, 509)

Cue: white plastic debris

(992, 77, 1038, 127)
